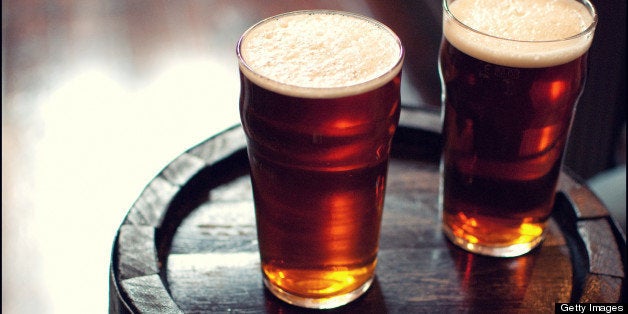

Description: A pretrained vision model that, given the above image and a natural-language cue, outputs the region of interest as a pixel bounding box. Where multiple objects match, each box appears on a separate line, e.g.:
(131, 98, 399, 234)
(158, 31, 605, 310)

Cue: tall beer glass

(237, 10, 403, 308)
(439, 0, 597, 257)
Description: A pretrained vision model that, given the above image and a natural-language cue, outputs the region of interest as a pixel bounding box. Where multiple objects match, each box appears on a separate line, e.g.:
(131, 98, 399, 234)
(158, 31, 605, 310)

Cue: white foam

(444, 0, 596, 68)
(238, 11, 403, 98)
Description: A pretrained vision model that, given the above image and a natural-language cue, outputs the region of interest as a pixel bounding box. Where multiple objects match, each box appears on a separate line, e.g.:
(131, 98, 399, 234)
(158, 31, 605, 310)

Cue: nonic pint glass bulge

(238, 10, 404, 308)
(439, 0, 597, 257)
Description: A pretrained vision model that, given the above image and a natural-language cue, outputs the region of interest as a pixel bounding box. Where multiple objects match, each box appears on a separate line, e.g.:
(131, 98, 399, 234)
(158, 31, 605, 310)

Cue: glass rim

(236, 10, 405, 99)
(442, 0, 598, 44)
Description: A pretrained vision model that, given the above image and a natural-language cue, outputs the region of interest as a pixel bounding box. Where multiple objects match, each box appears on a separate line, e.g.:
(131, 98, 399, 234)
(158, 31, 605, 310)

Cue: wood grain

(110, 121, 626, 313)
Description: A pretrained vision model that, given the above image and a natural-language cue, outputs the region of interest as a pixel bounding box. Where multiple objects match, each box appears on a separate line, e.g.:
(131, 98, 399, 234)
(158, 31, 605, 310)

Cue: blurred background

(2, 0, 625, 313)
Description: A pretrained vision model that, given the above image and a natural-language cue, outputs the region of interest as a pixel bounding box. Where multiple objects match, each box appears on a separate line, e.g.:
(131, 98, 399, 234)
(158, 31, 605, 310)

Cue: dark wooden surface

(110, 117, 626, 313)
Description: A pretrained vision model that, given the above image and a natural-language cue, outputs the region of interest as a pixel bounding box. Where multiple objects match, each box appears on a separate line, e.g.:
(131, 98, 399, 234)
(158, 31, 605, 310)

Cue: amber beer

(439, 0, 597, 257)
(237, 11, 403, 308)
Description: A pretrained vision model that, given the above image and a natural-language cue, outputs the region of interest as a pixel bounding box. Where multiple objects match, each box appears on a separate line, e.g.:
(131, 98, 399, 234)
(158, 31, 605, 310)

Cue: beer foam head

(238, 10, 403, 98)
(444, 0, 596, 68)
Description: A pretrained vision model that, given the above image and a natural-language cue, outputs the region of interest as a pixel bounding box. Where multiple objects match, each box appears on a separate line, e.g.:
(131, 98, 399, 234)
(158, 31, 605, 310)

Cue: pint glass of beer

(237, 10, 403, 308)
(439, 0, 597, 257)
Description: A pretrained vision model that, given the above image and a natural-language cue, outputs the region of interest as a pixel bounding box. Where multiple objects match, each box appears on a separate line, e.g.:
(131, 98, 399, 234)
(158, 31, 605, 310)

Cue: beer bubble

(239, 11, 403, 97)
(444, 0, 595, 68)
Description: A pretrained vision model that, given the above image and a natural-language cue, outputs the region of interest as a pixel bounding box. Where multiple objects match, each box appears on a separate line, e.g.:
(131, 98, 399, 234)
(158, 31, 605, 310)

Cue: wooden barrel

(109, 109, 625, 313)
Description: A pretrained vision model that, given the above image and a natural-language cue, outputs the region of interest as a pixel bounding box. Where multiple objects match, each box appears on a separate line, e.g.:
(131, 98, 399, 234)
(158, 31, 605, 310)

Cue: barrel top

(109, 110, 626, 313)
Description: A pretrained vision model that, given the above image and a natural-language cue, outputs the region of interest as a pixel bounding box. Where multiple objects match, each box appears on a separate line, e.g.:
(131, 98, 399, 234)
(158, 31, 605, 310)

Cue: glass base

(442, 225, 544, 257)
(263, 276, 373, 309)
